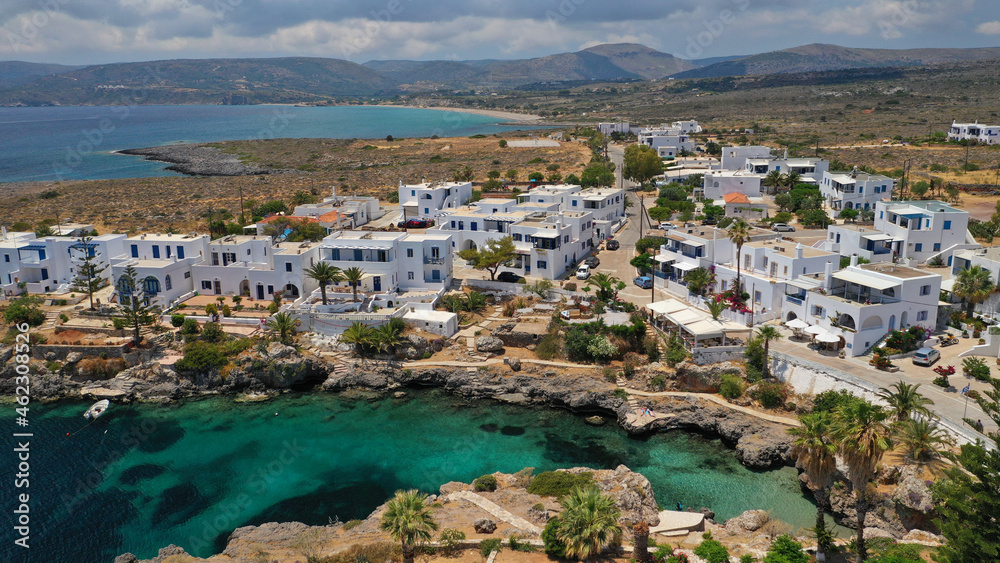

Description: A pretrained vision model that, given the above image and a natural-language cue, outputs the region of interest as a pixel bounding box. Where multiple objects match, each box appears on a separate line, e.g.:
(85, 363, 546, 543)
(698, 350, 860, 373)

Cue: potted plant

(962, 330, 969, 338)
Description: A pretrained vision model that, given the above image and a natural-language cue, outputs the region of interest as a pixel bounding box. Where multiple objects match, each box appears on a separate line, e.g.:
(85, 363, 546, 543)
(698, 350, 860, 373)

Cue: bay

(0, 389, 834, 563)
(0, 105, 532, 183)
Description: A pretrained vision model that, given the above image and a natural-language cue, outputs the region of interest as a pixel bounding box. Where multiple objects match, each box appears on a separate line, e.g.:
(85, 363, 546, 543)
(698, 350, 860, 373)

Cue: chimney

(783, 148, 788, 159)
(850, 254, 858, 267)
(851, 166, 858, 179)
(795, 243, 803, 259)
(824, 260, 834, 290)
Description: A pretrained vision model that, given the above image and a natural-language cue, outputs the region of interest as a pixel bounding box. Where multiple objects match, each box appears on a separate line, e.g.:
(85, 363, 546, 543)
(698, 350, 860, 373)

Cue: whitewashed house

(191, 235, 322, 301)
(399, 181, 473, 222)
(782, 258, 942, 356)
(745, 157, 829, 185)
(508, 211, 595, 280)
(0, 233, 126, 296)
(721, 193, 767, 221)
(823, 224, 899, 264)
(719, 146, 773, 171)
(948, 120, 1000, 145)
(110, 233, 210, 309)
(820, 169, 895, 211)
(655, 225, 778, 292)
(874, 200, 979, 264)
(568, 187, 627, 239)
(702, 170, 764, 200)
(598, 122, 631, 136)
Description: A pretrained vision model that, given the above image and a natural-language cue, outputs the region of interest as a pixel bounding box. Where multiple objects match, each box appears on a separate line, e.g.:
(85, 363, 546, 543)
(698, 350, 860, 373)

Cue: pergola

(647, 299, 751, 349)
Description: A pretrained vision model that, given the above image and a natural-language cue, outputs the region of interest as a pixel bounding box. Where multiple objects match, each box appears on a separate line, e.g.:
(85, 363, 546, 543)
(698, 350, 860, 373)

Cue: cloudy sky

(3, 0, 1000, 65)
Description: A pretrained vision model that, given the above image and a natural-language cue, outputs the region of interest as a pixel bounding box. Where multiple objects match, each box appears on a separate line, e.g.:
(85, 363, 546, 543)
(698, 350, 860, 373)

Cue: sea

(0, 389, 838, 563)
(0, 105, 535, 183)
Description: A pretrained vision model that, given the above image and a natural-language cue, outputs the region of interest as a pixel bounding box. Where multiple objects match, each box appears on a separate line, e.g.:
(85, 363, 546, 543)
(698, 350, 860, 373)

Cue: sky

(2, 0, 1000, 65)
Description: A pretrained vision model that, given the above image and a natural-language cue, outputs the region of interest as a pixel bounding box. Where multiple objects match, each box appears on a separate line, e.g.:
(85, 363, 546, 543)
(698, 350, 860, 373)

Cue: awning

(833, 270, 900, 291)
(665, 309, 706, 325)
(898, 212, 927, 220)
(646, 299, 688, 316)
(816, 332, 841, 343)
(862, 233, 895, 242)
(786, 277, 822, 290)
(667, 234, 686, 242)
(684, 320, 724, 339)
(673, 262, 698, 272)
(655, 255, 675, 263)
(941, 278, 956, 292)
(18, 244, 47, 252)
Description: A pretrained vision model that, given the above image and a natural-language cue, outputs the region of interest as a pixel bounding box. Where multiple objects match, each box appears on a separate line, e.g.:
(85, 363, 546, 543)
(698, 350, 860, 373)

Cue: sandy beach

(395, 104, 543, 122)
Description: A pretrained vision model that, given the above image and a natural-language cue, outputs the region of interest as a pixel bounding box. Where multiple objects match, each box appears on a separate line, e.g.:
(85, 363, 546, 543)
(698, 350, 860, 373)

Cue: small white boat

(84, 400, 110, 420)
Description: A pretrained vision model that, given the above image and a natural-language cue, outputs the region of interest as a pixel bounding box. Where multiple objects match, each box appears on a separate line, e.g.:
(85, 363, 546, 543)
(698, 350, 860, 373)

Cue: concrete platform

(649, 510, 705, 536)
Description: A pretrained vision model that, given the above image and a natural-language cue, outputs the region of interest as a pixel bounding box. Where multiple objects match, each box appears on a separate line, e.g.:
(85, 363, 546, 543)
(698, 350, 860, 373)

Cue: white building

(719, 146, 772, 171)
(110, 233, 210, 309)
(191, 235, 322, 301)
(948, 120, 1000, 145)
(874, 200, 978, 263)
(655, 225, 779, 289)
(823, 224, 899, 264)
(745, 157, 829, 185)
(820, 169, 894, 211)
(782, 258, 942, 356)
(399, 181, 473, 222)
(703, 170, 764, 199)
(568, 187, 627, 239)
(721, 193, 767, 222)
(0, 232, 126, 296)
(597, 122, 630, 136)
(292, 193, 384, 229)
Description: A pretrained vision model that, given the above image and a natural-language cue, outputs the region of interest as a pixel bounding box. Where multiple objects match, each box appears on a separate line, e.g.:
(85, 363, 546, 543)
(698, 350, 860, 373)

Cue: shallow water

(1, 390, 835, 562)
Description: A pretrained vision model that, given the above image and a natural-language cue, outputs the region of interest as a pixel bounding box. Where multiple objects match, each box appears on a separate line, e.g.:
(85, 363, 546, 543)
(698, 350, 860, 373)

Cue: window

(152, 245, 160, 259)
(458, 221, 464, 230)
(201, 281, 212, 290)
(537, 260, 547, 269)
(411, 190, 416, 196)
(407, 272, 414, 280)
(285, 262, 292, 272)
(744, 255, 751, 269)
(377, 250, 388, 262)
(184, 272, 191, 279)
(879, 211, 884, 219)
(812, 305, 825, 318)
(763, 257, 769, 267)
(512, 234, 521, 241)
(246, 248, 251, 255)
(943, 220, 952, 230)
(721, 280, 727, 291)
(920, 284, 931, 296)
(431, 247, 440, 258)
(471, 222, 478, 231)
(783, 266, 788, 275)
(130, 244, 138, 258)
(450, 221, 456, 229)
(572, 200, 577, 206)
(164, 275, 172, 291)
(564, 235, 570, 243)
(933, 243, 941, 252)
(424, 208, 429, 215)
(177, 246, 184, 259)
(406, 248, 414, 258)
(166, 246, 171, 258)
(917, 311, 928, 322)
(754, 291, 761, 304)
(40, 268, 48, 280)
(914, 243, 923, 252)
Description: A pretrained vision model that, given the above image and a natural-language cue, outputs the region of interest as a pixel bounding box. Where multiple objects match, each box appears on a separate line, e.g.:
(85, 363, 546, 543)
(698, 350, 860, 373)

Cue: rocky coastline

(117, 144, 294, 176)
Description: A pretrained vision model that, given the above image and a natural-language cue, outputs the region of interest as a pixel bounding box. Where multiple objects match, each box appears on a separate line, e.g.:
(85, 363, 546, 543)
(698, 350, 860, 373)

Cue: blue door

(257, 284, 265, 300)
(432, 270, 441, 280)
(373, 276, 381, 291)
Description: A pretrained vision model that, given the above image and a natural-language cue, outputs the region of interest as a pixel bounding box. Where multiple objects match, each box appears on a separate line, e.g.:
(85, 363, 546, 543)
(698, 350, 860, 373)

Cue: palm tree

(756, 325, 782, 378)
(441, 294, 466, 313)
(465, 291, 488, 313)
(762, 170, 784, 194)
(953, 265, 993, 316)
(897, 417, 954, 463)
(832, 401, 894, 561)
(877, 381, 934, 422)
(784, 171, 802, 190)
(373, 321, 404, 356)
(788, 412, 838, 560)
(304, 262, 344, 305)
(380, 489, 439, 563)
(684, 267, 713, 296)
(340, 321, 375, 360)
(265, 311, 300, 345)
(557, 486, 623, 560)
(727, 220, 752, 294)
(707, 298, 726, 320)
(342, 267, 365, 302)
(632, 521, 649, 563)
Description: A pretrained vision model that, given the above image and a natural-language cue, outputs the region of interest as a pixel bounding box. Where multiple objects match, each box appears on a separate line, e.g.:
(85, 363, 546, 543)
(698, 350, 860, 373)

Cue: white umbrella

(804, 325, 828, 335)
(816, 332, 841, 343)
(786, 318, 809, 329)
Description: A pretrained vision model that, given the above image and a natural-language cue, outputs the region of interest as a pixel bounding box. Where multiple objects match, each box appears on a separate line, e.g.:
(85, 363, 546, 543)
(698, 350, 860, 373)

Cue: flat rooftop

(128, 233, 206, 242)
(273, 241, 322, 253)
(745, 241, 835, 258)
(884, 200, 959, 213)
(827, 171, 893, 182)
(859, 263, 935, 279)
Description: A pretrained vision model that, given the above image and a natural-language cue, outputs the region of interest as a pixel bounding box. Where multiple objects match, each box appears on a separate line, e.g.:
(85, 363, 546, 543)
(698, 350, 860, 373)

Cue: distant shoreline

(390, 104, 543, 122)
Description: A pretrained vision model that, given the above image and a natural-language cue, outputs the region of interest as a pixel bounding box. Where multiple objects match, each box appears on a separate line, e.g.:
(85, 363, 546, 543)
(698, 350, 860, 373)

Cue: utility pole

(238, 183, 246, 225)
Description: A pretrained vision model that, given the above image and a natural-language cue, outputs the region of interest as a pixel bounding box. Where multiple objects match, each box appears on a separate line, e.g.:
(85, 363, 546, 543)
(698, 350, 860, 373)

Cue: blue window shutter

(177, 246, 184, 259)
(152, 245, 160, 259)
(131, 244, 138, 257)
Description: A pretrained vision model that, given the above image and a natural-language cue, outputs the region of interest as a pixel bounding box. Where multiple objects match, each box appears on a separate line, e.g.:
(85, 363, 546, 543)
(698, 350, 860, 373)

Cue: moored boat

(84, 400, 110, 420)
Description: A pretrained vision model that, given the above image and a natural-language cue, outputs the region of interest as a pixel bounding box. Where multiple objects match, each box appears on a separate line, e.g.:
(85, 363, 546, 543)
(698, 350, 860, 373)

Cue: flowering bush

(934, 365, 956, 376)
(714, 289, 751, 314)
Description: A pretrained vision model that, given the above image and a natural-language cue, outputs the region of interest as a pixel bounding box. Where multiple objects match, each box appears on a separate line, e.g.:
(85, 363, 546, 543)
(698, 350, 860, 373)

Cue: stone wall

(691, 346, 746, 365)
(34, 343, 131, 361)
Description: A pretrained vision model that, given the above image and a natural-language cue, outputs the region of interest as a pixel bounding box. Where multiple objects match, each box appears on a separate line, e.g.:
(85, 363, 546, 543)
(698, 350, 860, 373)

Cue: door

(432, 270, 441, 281)
(256, 284, 265, 300)
(214, 280, 221, 295)
(373, 276, 381, 291)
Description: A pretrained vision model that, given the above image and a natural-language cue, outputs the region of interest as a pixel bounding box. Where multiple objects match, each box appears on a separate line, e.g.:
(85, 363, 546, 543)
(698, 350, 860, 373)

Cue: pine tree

(71, 236, 107, 310)
(114, 265, 158, 346)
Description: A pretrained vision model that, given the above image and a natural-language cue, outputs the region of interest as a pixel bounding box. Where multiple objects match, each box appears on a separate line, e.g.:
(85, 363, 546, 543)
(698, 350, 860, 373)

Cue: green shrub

(439, 528, 465, 556)
(650, 375, 667, 391)
(644, 336, 660, 361)
(812, 389, 863, 413)
(694, 539, 730, 563)
(342, 519, 362, 530)
(535, 330, 563, 360)
(174, 341, 227, 373)
(753, 381, 787, 409)
(201, 321, 225, 343)
(864, 537, 923, 563)
(180, 317, 200, 336)
(740, 555, 757, 563)
(762, 534, 808, 563)
(719, 374, 745, 400)
(563, 282, 577, 291)
(962, 357, 991, 381)
(170, 314, 186, 327)
(527, 471, 593, 497)
(58, 313, 69, 323)
(111, 317, 127, 330)
(613, 388, 629, 401)
(542, 518, 567, 559)
(474, 474, 498, 492)
(653, 545, 674, 560)
(480, 538, 503, 558)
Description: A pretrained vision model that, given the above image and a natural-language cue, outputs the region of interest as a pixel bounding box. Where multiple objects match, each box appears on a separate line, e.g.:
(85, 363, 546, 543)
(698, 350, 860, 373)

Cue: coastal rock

(735, 426, 793, 470)
(113, 554, 137, 563)
(528, 505, 550, 522)
(265, 342, 296, 360)
(562, 465, 660, 526)
(0, 346, 12, 365)
(902, 529, 944, 543)
(891, 467, 934, 512)
(725, 510, 771, 534)
(476, 336, 505, 353)
(585, 415, 606, 426)
(131, 544, 186, 563)
(672, 362, 742, 393)
(507, 357, 522, 372)
(118, 144, 292, 176)
(64, 351, 83, 364)
(440, 481, 469, 495)
(474, 518, 497, 534)
(221, 522, 312, 560)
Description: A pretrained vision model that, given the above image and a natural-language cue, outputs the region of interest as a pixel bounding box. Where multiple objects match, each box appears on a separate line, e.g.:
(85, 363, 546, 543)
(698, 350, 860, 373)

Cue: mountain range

(2, 42, 1000, 105)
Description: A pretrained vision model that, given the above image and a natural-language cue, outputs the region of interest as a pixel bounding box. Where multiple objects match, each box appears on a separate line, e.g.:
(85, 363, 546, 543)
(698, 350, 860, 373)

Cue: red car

(399, 219, 430, 229)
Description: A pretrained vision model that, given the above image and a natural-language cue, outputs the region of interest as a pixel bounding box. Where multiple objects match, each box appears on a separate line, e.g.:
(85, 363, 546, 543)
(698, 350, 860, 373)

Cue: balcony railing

(785, 294, 804, 305)
(423, 256, 445, 265)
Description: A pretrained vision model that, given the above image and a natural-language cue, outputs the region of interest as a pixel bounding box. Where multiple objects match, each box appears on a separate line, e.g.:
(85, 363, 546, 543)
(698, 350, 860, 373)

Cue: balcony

(423, 256, 445, 265)
(785, 294, 804, 305)
(821, 286, 901, 305)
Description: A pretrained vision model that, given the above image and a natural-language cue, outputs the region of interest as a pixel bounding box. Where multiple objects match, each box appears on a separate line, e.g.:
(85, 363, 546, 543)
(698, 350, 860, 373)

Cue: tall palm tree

(727, 220, 752, 294)
(373, 321, 404, 356)
(832, 401, 894, 561)
(684, 267, 713, 295)
(877, 381, 934, 422)
(557, 486, 623, 560)
(953, 265, 993, 316)
(897, 417, 954, 463)
(788, 412, 838, 560)
(632, 521, 649, 563)
(304, 262, 344, 306)
(380, 489, 439, 563)
(756, 325, 782, 378)
(265, 311, 300, 345)
(340, 321, 375, 360)
(342, 267, 365, 302)
(762, 170, 784, 194)
(784, 171, 803, 190)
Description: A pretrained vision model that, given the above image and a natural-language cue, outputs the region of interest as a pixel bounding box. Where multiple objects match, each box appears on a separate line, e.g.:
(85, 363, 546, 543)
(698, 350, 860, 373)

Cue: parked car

(402, 219, 429, 229)
(576, 265, 591, 280)
(912, 347, 941, 366)
(496, 272, 523, 284)
(658, 222, 676, 231)
(701, 217, 718, 225)
(772, 223, 796, 232)
(584, 256, 600, 268)
(633, 276, 653, 289)
(606, 240, 620, 250)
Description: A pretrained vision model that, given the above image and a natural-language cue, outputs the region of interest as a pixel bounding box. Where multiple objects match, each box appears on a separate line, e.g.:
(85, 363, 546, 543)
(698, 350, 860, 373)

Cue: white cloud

(976, 21, 1000, 34)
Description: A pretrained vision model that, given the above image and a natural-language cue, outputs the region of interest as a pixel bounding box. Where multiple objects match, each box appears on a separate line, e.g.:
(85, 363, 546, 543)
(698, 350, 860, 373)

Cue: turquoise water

(3, 390, 824, 562)
(0, 105, 535, 183)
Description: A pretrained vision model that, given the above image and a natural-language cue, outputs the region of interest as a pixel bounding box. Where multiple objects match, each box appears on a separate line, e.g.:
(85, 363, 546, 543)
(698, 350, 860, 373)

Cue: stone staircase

(41, 311, 60, 330)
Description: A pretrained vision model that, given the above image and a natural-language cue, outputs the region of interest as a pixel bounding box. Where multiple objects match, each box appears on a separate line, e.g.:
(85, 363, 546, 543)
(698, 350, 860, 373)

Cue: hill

(0, 57, 394, 106)
(671, 43, 1000, 78)
(0, 61, 83, 88)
